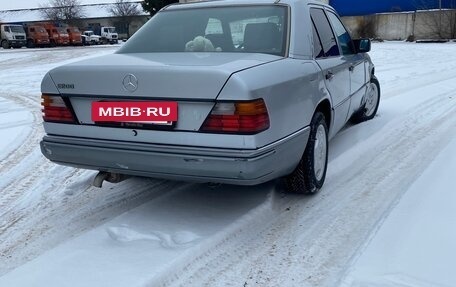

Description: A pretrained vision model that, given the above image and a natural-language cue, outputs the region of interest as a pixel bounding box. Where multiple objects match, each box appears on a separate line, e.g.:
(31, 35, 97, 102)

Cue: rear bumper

(40, 127, 310, 185)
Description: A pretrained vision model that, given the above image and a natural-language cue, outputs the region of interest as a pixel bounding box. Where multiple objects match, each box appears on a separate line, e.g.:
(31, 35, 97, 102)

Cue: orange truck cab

(66, 26, 82, 46)
(42, 24, 69, 46)
(24, 25, 50, 48)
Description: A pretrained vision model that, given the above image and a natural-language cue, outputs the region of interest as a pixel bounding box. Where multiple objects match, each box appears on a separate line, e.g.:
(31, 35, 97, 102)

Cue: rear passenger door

(310, 8, 351, 136)
(325, 11, 367, 117)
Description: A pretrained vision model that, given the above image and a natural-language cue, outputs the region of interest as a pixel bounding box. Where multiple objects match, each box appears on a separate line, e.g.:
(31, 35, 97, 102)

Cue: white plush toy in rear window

(185, 36, 222, 52)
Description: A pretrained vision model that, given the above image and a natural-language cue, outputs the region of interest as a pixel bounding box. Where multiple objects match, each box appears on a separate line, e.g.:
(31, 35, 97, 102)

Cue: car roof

(164, 0, 330, 11)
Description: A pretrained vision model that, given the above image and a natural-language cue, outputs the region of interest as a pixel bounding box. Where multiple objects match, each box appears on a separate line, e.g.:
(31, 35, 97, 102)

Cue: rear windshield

(118, 5, 288, 56)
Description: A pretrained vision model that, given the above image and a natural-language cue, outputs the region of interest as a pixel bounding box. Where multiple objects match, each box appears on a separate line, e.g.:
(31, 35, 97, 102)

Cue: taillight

(41, 94, 75, 123)
(200, 99, 270, 134)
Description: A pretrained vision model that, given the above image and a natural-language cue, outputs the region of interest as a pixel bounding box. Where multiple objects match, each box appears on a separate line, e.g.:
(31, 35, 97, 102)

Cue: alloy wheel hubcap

(313, 124, 327, 181)
(365, 82, 379, 117)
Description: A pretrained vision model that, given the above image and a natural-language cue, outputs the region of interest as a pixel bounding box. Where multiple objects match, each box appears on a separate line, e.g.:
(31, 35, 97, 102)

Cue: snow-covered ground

(0, 42, 455, 287)
(341, 137, 456, 287)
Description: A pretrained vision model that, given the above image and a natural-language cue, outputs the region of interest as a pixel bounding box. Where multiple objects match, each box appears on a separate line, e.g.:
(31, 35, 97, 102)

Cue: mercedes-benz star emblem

(122, 74, 138, 92)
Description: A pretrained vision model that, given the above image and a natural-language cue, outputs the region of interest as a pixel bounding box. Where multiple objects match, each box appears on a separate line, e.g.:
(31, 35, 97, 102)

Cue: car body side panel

(218, 58, 324, 145)
(315, 56, 351, 136)
(349, 53, 367, 94)
(289, 0, 313, 59)
(41, 73, 59, 94)
(348, 55, 369, 116)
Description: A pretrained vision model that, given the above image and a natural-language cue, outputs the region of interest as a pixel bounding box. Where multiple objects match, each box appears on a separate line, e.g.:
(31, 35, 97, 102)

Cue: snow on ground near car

(0, 184, 276, 287)
(0, 42, 455, 287)
(0, 98, 33, 161)
(340, 138, 456, 287)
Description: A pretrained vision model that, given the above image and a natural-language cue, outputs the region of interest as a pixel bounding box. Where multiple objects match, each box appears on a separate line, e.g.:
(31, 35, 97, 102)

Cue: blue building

(330, 0, 456, 16)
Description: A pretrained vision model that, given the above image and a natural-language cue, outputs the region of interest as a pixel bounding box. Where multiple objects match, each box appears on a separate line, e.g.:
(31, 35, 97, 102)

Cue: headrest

(244, 23, 281, 53)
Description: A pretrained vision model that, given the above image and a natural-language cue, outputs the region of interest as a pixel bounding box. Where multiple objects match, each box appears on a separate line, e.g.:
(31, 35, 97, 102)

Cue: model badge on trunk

(57, 84, 74, 89)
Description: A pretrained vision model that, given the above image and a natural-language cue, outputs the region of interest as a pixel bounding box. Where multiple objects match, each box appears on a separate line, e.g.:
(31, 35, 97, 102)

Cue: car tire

(2, 40, 10, 49)
(285, 112, 328, 194)
(26, 39, 35, 48)
(351, 76, 380, 123)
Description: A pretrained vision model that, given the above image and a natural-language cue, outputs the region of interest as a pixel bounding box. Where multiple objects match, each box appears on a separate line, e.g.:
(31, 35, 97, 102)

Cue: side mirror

(354, 38, 371, 53)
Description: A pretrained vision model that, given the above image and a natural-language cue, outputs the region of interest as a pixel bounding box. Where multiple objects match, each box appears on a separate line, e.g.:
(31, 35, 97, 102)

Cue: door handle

(349, 65, 355, 72)
(325, 71, 334, 80)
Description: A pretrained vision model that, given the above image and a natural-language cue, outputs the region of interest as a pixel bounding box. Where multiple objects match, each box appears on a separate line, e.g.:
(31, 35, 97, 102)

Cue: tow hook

(93, 172, 129, 188)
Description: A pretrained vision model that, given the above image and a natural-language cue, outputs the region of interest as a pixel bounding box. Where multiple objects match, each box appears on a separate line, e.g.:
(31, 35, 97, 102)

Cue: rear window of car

(118, 5, 289, 56)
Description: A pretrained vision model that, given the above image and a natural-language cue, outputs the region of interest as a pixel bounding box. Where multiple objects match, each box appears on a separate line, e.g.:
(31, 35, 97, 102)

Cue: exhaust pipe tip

(93, 171, 109, 188)
(93, 171, 130, 188)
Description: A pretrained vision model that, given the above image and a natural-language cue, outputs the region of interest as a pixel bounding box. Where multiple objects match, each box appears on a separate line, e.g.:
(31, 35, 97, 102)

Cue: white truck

(1, 24, 27, 49)
(82, 30, 101, 45)
(94, 26, 119, 44)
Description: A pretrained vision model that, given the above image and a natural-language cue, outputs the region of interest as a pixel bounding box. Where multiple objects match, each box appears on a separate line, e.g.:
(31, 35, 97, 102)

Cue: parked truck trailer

(23, 24, 50, 48)
(82, 30, 101, 45)
(1, 24, 26, 49)
(40, 23, 70, 46)
(66, 26, 82, 46)
(89, 25, 119, 44)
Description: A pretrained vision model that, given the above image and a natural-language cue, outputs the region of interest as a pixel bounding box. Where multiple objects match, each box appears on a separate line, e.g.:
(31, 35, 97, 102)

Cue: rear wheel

(351, 76, 380, 123)
(285, 112, 328, 194)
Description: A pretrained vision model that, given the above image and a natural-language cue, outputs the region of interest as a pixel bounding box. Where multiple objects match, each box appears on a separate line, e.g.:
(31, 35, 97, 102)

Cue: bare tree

(109, 0, 140, 17)
(142, 0, 178, 16)
(108, 0, 141, 38)
(40, 0, 85, 23)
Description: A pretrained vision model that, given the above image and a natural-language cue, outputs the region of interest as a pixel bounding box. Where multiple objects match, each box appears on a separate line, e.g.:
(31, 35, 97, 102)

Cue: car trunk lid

(49, 52, 280, 98)
(48, 52, 281, 131)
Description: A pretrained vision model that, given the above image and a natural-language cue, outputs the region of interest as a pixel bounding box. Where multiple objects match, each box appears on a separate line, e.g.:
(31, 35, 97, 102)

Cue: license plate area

(90, 121, 177, 130)
(91, 101, 178, 128)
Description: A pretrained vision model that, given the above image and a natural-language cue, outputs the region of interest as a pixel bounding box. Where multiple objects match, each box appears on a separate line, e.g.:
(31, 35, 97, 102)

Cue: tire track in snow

(0, 94, 186, 274)
(0, 93, 43, 210)
(0, 173, 186, 275)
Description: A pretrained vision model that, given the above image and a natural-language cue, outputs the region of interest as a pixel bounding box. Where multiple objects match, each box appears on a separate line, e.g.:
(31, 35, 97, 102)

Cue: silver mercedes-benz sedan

(40, 0, 380, 194)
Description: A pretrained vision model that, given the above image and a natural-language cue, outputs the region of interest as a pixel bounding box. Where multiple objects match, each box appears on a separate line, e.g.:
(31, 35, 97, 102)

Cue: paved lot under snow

(0, 43, 455, 287)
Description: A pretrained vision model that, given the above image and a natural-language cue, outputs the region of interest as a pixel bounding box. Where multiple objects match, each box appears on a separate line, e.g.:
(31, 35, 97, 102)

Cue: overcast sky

(0, 0, 118, 11)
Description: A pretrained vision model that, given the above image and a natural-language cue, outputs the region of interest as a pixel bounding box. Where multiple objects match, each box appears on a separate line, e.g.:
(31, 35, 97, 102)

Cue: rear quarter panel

(218, 58, 324, 147)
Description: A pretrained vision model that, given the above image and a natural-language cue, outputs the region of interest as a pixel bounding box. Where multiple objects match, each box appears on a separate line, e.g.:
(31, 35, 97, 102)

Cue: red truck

(66, 26, 82, 46)
(24, 24, 50, 48)
(41, 23, 69, 46)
